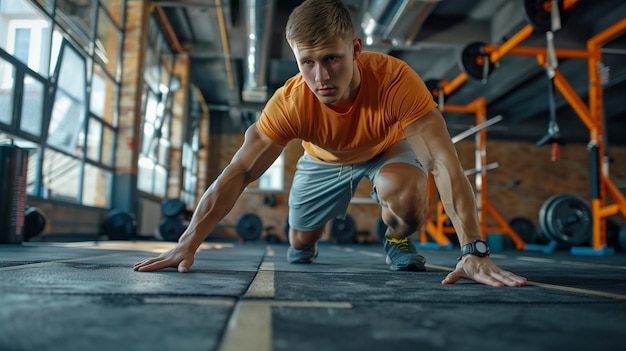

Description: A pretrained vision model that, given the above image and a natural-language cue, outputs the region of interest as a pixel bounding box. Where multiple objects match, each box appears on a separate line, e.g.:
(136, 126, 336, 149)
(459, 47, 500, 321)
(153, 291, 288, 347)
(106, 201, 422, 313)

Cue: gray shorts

(288, 140, 425, 231)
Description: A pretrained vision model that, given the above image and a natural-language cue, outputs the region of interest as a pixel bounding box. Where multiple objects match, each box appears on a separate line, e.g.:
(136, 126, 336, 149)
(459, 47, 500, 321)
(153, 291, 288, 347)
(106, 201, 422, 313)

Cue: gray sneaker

(384, 236, 426, 271)
(287, 243, 318, 263)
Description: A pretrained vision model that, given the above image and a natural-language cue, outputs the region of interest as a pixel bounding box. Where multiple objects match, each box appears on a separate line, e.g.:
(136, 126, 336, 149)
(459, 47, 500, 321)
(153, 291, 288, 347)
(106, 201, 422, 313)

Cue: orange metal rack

(425, 12, 626, 255)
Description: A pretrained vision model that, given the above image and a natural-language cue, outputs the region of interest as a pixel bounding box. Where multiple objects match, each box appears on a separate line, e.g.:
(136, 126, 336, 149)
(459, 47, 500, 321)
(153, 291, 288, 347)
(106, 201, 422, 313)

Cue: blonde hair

(286, 0, 355, 48)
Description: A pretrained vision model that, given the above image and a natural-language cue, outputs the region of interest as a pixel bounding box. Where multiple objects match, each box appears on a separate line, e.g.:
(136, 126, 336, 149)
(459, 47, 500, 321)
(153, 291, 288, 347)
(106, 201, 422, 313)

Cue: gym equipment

(451, 115, 502, 144)
(522, 0, 569, 32)
(460, 41, 495, 81)
(103, 209, 136, 240)
(536, 30, 564, 161)
(24, 207, 46, 240)
(158, 198, 191, 241)
(329, 214, 357, 244)
(538, 194, 592, 247)
(508, 217, 537, 244)
(161, 198, 186, 217)
(159, 216, 186, 242)
(236, 213, 263, 241)
(0, 144, 29, 244)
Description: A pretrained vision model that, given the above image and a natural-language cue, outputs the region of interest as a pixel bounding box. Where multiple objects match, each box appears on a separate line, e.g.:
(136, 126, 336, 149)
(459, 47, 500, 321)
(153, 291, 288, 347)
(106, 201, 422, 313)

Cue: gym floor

(1, 240, 625, 351)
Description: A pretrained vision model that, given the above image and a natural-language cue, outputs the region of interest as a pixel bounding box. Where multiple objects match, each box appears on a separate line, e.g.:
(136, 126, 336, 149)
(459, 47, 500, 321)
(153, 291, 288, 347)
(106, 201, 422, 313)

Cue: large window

(138, 16, 176, 198)
(180, 85, 203, 206)
(20, 72, 45, 136)
(0, 0, 124, 209)
(55, 0, 96, 54)
(0, 0, 52, 77)
(48, 43, 86, 155)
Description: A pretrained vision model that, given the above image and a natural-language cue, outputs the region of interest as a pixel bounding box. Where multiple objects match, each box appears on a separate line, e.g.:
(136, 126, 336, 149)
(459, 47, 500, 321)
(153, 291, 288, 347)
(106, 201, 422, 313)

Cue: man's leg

(376, 163, 429, 240)
(286, 154, 355, 263)
(286, 227, 325, 263)
(376, 163, 429, 271)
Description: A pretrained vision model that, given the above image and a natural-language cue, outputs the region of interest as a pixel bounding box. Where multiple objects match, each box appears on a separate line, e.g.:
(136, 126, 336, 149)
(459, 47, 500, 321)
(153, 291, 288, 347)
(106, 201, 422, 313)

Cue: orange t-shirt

(256, 51, 437, 165)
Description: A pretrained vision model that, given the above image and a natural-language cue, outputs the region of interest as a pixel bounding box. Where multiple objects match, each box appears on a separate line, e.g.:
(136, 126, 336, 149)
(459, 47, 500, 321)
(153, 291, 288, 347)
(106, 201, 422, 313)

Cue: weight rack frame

(430, 3, 626, 255)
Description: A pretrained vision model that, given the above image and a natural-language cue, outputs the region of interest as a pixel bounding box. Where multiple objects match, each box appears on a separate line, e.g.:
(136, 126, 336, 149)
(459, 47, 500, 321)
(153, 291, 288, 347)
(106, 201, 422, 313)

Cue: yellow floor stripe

(425, 263, 454, 272)
(219, 300, 352, 351)
(219, 301, 272, 351)
(526, 281, 626, 300)
(244, 262, 275, 298)
(426, 263, 626, 300)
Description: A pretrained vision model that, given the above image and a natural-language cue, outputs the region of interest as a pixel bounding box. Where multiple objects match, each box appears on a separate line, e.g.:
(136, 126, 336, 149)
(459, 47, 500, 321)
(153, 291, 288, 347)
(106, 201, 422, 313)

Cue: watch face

(475, 241, 488, 253)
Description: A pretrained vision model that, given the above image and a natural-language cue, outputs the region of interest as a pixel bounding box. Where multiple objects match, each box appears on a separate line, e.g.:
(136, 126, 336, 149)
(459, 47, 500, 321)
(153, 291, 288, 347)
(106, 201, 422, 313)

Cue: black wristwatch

(459, 239, 490, 260)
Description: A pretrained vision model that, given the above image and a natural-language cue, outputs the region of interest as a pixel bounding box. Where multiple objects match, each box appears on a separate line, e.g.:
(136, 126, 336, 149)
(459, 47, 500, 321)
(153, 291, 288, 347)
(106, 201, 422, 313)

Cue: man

(134, 0, 527, 287)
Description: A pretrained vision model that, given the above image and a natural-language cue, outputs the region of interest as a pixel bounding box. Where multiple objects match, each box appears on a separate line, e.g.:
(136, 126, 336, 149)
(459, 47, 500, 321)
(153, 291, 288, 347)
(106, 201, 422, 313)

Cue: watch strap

(458, 240, 490, 260)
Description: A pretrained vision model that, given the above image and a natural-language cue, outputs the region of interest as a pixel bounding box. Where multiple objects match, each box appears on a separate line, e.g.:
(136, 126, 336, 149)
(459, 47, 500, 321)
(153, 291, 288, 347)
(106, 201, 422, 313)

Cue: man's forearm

(177, 167, 249, 250)
(430, 159, 482, 246)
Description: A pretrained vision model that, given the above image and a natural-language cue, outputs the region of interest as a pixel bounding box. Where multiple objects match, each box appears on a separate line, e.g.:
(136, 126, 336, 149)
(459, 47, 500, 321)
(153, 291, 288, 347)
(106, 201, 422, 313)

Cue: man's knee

(289, 227, 324, 249)
(377, 164, 429, 235)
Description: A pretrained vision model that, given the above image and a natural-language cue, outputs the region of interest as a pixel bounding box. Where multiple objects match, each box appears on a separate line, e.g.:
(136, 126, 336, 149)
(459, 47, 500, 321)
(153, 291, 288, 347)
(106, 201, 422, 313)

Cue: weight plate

(329, 214, 356, 244)
(24, 207, 46, 240)
(538, 194, 562, 243)
(375, 217, 388, 243)
(236, 213, 263, 241)
(460, 41, 494, 80)
(508, 217, 537, 244)
(523, 0, 569, 32)
(159, 216, 185, 242)
(543, 194, 592, 246)
(103, 209, 136, 240)
(161, 198, 185, 217)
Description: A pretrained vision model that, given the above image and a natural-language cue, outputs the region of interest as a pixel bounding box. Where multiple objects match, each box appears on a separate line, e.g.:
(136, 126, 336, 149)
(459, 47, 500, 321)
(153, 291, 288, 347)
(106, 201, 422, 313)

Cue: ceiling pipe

(242, 0, 275, 103)
(216, 0, 235, 90)
(361, 0, 441, 46)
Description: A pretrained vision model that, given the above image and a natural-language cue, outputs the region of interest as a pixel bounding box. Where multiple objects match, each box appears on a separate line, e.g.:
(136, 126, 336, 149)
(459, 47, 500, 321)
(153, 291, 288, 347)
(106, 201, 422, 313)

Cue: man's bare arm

(134, 124, 284, 272)
(403, 108, 526, 287)
(403, 108, 481, 246)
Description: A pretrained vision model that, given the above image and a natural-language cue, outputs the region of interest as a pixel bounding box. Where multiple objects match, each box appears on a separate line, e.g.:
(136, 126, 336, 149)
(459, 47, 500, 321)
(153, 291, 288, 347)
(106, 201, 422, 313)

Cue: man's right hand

(133, 245, 196, 273)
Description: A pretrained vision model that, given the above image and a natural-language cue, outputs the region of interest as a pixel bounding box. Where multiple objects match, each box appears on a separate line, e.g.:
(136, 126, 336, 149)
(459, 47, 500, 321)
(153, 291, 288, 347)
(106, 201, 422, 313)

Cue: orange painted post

(585, 18, 626, 252)
(483, 45, 589, 59)
(441, 73, 468, 97)
(489, 24, 535, 63)
(474, 98, 489, 240)
(552, 71, 595, 131)
(437, 99, 528, 250)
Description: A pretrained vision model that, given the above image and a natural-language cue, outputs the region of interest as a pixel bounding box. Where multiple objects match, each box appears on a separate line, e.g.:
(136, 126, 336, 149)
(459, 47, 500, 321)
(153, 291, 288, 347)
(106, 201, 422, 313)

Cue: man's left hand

(441, 255, 527, 287)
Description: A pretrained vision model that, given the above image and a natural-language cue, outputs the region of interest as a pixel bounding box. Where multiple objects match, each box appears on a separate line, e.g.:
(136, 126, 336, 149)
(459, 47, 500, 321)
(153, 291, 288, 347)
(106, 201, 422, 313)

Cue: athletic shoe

(287, 243, 318, 263)
(384, 236, 426, 271)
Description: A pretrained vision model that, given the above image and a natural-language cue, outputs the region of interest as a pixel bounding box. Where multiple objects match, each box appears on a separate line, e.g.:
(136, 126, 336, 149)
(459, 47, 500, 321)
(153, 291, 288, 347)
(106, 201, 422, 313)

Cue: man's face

(290, 36, 361, 106)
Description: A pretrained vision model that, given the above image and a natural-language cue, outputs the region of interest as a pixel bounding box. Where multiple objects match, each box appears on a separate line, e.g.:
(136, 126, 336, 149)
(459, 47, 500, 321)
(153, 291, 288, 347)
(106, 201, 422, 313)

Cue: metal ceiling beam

(242, 0, 275, 103)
